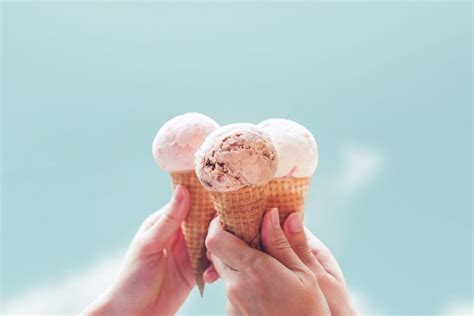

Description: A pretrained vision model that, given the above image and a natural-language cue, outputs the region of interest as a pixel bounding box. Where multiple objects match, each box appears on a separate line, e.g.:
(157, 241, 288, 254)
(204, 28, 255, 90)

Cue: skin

(84, 187, 356, 315)
(83, 185, 194, 316)
(204, 210, 357, 316)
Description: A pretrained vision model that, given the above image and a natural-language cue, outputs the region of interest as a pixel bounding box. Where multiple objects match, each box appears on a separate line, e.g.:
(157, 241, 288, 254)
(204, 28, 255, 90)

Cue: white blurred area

(334, 145, 382, 195)
(442, 302, 473, 316)
(2, 253, 124, 314)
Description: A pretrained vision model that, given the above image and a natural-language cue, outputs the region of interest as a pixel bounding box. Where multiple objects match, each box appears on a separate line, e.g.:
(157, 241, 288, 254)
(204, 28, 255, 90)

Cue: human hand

(205, 208, 331, 316)
(83, 185, 194, 316)
(281, 212, 357, 316)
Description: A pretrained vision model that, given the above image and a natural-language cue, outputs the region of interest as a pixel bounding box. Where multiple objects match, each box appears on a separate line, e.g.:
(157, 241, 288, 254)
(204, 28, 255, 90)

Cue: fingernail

(204, 269, 217, 283)
(270, 208, 280, 228)
(287, 212, 303, 233)
(173, 185, 184, 204)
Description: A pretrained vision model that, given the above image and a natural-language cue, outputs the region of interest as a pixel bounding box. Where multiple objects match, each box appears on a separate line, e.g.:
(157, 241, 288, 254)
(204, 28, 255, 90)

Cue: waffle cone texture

(210, 186, 267, 249)
(170, 171, 215, 296)
(265, 177, 311, 226)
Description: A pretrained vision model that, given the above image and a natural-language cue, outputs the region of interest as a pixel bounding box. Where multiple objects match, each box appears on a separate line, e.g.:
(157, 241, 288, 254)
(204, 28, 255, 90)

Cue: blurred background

(1, 2, 472, 315)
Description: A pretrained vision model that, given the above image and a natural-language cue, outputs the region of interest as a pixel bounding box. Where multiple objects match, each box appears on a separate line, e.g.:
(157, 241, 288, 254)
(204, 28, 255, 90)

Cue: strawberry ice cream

(152, 113, 219, 171)
(152, 112, 219, 296)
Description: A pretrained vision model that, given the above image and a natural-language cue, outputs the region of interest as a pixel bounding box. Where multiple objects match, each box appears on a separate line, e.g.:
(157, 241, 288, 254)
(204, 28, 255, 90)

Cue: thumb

(261, 208, 306, 272)
(140, 185, 190, 254)
(283, 212, 322, 274)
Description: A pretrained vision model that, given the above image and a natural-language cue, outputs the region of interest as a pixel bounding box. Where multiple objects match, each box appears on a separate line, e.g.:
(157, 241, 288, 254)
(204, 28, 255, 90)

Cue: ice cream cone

(170, 171, 215, 296)
(195, 124, 279, 249)
(258, 119, 317, 226)
(209, 185, 267, 249)
(266, 177, 311, 226)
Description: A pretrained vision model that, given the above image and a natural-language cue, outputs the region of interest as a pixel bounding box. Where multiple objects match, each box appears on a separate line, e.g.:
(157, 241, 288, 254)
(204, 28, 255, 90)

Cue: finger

(305, 228, 346, 285)
(171, 228, 195, 288)
(136, 207, 164, 235)
(283, 213, 322, 274)
(261, 208, 306, 272)
(203, 263, 219, 283)
(208, 251, 236, 280)
(205, 217, 261, 271)
(140, 185, 190, 253)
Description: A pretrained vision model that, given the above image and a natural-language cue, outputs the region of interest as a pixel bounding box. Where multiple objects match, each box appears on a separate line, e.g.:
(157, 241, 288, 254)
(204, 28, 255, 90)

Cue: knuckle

(205, 230, 223, 251)
(138, 210, 163, 233)
(161, 210, 179, 226)
(294, 266, 316, 286)
(273, 236, 291, 251)
(245, 257, 270, 285)
(246, 265, 263, 283)
(315, 272, 332, 289)
(247, 254, 267, 272)
(305, 270, 319, 288)
(292, 241, 312, 256)
(316, 248, 331, 260)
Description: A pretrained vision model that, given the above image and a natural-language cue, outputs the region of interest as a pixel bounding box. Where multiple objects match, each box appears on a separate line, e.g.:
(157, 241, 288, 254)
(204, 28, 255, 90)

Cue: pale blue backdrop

(1, 2, 472, 315)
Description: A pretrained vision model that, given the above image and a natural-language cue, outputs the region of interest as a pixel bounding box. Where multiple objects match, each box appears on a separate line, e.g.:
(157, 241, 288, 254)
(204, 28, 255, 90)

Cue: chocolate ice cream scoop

(195, 123, 279, 192)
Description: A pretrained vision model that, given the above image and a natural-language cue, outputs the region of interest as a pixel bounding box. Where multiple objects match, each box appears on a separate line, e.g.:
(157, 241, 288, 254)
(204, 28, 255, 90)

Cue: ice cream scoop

(153, 112, 219, 172)
(258, 119, 318, 178)
(195, 123, 278, 248)
(152, 112, 219, 296)
(195, 123, 279, 192)
(258, 119, 318, 225)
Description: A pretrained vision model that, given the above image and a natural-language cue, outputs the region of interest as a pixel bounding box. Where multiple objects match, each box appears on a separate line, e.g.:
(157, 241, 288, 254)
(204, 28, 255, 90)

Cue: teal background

(1, 2, 472, 315)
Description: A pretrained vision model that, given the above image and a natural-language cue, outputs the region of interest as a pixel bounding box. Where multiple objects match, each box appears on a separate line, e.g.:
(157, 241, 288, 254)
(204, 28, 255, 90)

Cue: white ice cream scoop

(258, 118, 318, 178)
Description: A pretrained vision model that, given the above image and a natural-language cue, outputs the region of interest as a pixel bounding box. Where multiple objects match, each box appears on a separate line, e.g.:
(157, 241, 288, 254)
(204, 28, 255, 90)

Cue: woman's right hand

(205, 208, 331, 316)
(205, 208, 357, 316)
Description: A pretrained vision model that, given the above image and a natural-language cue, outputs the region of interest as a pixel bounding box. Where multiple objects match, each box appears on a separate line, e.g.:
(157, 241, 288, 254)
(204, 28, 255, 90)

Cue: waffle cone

(210, 186, 267, 249)
(170, 171, 215, 296)
(266, 177, 311, 226)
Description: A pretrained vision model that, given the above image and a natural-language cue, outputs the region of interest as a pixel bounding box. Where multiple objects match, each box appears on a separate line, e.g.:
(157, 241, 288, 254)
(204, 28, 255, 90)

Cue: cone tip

(197, 282, 205, 297)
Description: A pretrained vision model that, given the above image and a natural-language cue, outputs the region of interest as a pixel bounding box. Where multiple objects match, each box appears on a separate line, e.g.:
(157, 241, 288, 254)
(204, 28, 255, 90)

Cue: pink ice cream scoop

(195, 123, 279, 192)
(152, 113, 219, 171)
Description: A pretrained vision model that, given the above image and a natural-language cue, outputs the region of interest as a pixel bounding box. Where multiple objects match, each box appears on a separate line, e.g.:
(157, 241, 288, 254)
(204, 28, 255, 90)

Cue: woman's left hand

(83, 185, 195, 316)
